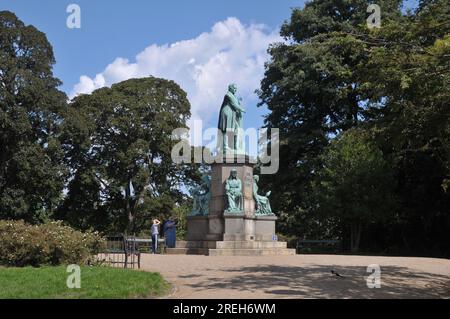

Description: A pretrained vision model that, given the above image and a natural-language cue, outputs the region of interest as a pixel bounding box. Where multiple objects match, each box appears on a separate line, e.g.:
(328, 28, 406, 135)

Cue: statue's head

(228, 83, 237, 94)
(253, 175, 260, 183)
(230, 168, 237, 178)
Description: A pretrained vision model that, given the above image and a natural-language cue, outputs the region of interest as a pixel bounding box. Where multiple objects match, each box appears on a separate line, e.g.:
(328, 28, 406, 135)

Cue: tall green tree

(59, 77, 197, 233)
(0, 11, 67, 223)
(257, 0, 403, 237)
(313, 129, 397, 252)
(258, 0, 450, 255)
(366, 0, 450, 254)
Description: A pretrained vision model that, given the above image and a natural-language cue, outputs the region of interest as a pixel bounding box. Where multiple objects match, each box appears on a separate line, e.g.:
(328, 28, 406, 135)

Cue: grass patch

(0, 265, 170, 299)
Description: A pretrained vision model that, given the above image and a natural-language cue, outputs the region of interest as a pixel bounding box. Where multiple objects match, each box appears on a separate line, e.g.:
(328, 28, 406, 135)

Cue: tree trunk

(355, 222, 361, 252)
(125, 179, 134, 233)
(350, 222, 362, 253)
(350, 225, 354, 252)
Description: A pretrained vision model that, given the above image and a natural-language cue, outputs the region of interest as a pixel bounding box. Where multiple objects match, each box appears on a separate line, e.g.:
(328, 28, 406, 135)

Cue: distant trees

(313, 129, 397, 252)
(58, 78, 198, 233)
(258, 0, 450, 255)
(0, 11, 67, 223)
(0, 11, 200, 234)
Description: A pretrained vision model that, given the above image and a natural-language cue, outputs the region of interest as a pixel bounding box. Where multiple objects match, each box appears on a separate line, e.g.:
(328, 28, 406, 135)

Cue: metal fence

(95, 235, 141, 269)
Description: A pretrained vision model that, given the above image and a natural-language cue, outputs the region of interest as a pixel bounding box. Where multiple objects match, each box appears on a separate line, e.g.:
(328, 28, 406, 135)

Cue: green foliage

(0, 11, 201, 236)
(313, 129, 397, 252)
(0, 220, 104, 267)
(0, 266, 169, 298)
(258, 0, 450, 256)
(58, 77, 197, 234)
(173, 202, 191, 240)
(0, 11, 67, 223)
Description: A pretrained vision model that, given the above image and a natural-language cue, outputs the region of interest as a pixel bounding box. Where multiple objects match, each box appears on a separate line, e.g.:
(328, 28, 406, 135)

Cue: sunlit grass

(0, 265, 170, 299)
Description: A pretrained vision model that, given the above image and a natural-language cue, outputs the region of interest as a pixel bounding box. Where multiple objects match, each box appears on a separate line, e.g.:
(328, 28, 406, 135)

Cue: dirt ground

(139, 254, 450, 299)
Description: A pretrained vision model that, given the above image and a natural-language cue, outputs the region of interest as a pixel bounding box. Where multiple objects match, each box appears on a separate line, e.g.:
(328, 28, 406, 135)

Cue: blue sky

(0, 1, 301, 92)
(1, 0, 419, 146)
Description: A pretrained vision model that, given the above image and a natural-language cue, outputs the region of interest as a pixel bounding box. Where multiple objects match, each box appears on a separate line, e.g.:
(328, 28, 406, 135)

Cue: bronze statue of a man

(217, 84, 245, 154)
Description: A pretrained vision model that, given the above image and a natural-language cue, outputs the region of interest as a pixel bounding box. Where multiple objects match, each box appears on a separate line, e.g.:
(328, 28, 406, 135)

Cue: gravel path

(140, 254, 450, 299)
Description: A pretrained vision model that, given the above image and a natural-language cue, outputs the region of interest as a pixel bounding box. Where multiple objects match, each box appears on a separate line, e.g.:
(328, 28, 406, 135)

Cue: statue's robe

(226, 178, 242, 211)
(218, 92, 242, 132)
(253, 182, 272, 215)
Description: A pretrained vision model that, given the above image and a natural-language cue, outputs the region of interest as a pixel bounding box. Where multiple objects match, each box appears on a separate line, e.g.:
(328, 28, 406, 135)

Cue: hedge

(0, 220, 105, 267)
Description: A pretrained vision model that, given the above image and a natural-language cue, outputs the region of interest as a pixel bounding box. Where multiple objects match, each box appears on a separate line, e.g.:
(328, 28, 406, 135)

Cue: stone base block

(223, 213, 247, 241)
(254, 215, 278, 241)
(185, 216, 209, 241)
(186, 216, 224, 241)
(167, 240, 294, 256)
(208, 248, 296, 256)
(222, 213, 278, 241)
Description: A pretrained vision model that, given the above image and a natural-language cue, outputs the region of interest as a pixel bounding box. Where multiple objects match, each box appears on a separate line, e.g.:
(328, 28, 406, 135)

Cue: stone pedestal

(186, 154, 257, 242)
(186, 215, 223, 241)
(223, 213, 246, 241)
(223, 213, 278, 241)
(169, 154, 295, 256)
(254, 214, 277, 241)
(185, 216, 209, 241)
(209, 154, 256, 217)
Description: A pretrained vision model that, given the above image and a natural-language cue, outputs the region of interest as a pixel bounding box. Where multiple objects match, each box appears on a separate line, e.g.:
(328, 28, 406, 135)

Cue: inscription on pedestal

(245, 171, 252, 187)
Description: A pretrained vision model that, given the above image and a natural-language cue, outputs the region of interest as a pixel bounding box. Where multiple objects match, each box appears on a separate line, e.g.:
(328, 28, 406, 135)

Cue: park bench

(296, 239, 342, 254)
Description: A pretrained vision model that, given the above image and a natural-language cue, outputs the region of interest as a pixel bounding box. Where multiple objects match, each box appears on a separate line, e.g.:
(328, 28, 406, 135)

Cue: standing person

(163, 218, 177, 248)
(151, 219, 161, 254)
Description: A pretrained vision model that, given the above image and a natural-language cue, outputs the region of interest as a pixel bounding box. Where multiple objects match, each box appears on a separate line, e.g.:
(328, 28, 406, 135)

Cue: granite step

(215, 241, 287, 249)
(166, 247, 296, 256)
(208, 248, 296, 256)
(165, 248, 209, 255)
(175, 241, 217, 249)
(175, 240, 288, 249)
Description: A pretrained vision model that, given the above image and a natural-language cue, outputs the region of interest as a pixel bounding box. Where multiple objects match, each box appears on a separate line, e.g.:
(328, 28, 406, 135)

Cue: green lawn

(0, 265, 170, 299)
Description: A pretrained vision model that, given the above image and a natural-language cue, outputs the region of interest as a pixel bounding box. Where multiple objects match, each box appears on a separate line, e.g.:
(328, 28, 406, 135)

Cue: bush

(0, 220, 105, 267)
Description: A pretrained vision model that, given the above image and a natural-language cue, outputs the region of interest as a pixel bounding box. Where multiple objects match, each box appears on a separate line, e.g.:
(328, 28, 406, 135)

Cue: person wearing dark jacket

(163, 218, 177, 248)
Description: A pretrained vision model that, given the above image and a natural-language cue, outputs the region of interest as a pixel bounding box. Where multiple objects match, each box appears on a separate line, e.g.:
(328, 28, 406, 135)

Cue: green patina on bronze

(253, 175, 273, 216)
(225, 169, 243, 213)
(217, 83, 245, 154)
(189, 175, 211, 216)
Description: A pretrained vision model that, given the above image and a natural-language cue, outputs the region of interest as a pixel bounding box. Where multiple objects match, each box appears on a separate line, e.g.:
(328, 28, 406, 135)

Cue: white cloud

(70, 17, 281, 132)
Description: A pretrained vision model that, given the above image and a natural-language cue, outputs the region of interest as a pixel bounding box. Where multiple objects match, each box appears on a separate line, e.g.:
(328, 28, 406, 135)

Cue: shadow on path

(182, 264, 450, 298)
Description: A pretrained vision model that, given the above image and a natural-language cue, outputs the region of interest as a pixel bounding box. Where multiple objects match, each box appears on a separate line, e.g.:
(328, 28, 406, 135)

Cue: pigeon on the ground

(331, 270, 345, 278)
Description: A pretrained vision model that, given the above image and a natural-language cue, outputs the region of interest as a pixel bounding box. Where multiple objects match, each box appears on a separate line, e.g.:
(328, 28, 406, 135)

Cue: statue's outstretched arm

(228, 94, 245, 113)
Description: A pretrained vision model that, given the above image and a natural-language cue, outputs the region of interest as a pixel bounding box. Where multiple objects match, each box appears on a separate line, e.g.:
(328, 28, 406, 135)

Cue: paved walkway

(140, 254, 450, 299)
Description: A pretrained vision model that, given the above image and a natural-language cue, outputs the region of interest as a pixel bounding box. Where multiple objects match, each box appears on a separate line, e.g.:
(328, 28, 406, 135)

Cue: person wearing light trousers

(151, 219, 161, 254)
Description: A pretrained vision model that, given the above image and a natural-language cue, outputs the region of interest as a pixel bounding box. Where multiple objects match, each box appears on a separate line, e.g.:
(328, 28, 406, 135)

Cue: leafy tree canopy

(59, 77, 197, 233)
(0, 11, 67, 223)
(258, 0, 450, 255)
